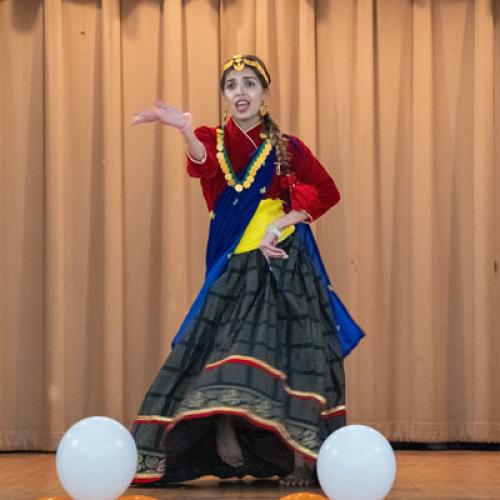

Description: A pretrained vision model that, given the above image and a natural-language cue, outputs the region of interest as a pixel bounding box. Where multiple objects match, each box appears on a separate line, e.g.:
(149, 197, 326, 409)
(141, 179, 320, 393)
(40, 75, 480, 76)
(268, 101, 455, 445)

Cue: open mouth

(235, 99, 250, 113)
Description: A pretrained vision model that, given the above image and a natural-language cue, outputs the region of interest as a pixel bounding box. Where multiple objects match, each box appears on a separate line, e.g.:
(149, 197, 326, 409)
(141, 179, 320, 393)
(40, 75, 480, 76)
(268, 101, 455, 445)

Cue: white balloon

(56, 416, 137, 500)
(317, 425, 396, 500)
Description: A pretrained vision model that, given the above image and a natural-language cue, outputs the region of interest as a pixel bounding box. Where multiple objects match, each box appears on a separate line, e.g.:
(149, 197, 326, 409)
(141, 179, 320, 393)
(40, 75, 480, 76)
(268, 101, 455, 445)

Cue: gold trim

(135, 415, 173, 423)
(134, 407, 318, 467)
(321, 404, 346, 417)
(205, 355, 327, 406)
(169, 405, 318, 460)
(205, 355, 286, 379)
(286, 387, 326, 405)
(134, 358, 346, 460)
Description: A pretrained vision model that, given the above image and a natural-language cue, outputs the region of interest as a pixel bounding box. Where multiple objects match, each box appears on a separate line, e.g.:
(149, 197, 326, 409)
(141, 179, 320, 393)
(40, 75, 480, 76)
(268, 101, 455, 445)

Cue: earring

(259, 102, 269, 117)
(222, 107, 228, 123)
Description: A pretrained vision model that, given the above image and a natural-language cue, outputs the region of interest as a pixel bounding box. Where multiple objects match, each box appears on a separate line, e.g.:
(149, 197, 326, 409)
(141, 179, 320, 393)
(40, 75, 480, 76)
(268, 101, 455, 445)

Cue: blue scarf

(294, 223, 364, 356)
(171, 146, 276, 347)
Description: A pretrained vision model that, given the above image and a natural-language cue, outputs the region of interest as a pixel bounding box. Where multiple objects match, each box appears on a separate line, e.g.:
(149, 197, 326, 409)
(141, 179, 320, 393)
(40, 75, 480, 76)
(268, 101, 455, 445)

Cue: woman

(131, 54, 363, 487)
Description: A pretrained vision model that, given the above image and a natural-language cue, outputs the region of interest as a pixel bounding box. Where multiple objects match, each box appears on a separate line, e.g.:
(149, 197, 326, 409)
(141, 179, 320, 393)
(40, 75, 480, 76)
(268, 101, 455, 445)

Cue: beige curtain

(0, 0, 498, 451)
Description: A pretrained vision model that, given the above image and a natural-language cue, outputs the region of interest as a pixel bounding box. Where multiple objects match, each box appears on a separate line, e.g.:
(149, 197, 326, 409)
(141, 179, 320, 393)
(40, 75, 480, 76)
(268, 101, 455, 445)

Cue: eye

(225, 81, 235, 90)
(246, 80, 256, 87)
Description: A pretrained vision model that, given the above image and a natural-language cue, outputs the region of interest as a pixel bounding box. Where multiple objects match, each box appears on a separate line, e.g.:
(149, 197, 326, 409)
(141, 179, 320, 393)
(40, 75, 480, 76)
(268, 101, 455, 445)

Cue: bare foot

(215, 415, 244, 468)
(279, 452, 317, 487)
(279, 467, 317, 487)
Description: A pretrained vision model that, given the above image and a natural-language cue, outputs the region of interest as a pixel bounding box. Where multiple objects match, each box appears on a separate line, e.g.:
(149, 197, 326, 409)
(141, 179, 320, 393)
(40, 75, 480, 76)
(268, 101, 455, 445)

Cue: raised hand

(131, 100, 191, 130)
(153, 101, 190, 129)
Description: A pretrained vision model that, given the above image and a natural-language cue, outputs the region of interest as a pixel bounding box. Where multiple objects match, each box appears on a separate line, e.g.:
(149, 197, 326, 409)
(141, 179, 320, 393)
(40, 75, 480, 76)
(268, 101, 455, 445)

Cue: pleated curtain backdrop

(0, 0, 499, 451)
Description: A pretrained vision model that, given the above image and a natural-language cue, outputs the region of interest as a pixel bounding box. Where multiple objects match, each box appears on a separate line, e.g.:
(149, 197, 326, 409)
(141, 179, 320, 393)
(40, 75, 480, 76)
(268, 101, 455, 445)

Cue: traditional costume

(131, 116, 363, 484)
(131, 55, 363, 484)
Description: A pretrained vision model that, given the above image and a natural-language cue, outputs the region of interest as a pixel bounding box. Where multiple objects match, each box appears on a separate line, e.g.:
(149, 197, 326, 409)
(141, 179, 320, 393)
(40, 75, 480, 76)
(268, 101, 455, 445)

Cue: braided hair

(220, 54, 291, 175)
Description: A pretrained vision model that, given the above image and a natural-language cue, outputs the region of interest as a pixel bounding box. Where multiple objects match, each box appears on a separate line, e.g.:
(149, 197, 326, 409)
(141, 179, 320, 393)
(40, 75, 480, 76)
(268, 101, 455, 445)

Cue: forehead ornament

(223, 54, 271, 86)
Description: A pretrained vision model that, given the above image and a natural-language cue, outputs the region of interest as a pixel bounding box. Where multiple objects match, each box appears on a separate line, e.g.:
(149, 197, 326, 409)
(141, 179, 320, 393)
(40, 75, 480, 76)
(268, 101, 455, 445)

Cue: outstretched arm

(132, 100, 206, 162)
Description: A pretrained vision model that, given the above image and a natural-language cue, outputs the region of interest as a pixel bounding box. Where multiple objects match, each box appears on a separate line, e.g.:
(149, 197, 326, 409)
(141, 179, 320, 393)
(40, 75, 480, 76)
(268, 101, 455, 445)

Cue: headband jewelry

(223, 54, 271, 86)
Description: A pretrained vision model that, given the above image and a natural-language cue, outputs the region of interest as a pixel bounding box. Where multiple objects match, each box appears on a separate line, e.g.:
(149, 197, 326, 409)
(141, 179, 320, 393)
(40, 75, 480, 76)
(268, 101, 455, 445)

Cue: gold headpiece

(222, 54, 271, 86)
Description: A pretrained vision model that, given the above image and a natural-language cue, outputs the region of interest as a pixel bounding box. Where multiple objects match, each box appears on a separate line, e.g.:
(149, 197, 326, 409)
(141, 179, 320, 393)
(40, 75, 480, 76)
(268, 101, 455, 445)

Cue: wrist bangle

(266, 223, 282, 238)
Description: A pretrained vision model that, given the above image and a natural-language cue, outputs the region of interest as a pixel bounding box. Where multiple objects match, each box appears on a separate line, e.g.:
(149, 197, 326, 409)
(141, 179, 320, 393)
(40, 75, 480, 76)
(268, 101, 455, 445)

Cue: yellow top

(234, 198, 295, 254)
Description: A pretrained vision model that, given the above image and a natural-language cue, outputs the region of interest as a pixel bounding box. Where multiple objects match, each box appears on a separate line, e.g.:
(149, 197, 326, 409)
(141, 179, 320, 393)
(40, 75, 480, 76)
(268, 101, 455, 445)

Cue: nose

(236, 80, 246, 94)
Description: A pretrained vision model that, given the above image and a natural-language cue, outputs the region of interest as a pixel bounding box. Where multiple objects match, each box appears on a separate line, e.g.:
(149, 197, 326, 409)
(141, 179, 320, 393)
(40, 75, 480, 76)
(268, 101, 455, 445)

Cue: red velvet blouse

(186, 118, 340, 221)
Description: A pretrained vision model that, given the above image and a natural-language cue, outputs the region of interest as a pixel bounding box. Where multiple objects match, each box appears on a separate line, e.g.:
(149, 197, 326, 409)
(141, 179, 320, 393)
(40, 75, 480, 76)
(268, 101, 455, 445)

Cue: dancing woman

(131, 54, 363, 487)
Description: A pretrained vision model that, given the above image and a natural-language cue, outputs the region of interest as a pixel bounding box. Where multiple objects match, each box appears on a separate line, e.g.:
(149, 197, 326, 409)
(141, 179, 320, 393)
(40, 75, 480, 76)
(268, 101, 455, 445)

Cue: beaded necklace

(216, 124, 272, 192)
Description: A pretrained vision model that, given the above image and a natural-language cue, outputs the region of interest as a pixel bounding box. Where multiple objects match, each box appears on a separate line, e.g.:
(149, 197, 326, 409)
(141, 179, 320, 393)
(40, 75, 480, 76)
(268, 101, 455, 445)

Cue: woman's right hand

(132, 100, 190, 130)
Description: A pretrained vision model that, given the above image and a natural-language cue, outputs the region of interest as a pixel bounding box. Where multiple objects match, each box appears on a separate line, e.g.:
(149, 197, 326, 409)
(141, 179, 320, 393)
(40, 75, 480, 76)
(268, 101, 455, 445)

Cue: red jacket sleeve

(186, 126, 219, 179)
(288, 136, 341, 221)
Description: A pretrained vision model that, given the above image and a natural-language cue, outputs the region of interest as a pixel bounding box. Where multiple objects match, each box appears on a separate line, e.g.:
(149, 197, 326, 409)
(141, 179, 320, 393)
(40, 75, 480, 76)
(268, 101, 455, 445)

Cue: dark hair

(220, 54, 291, 175)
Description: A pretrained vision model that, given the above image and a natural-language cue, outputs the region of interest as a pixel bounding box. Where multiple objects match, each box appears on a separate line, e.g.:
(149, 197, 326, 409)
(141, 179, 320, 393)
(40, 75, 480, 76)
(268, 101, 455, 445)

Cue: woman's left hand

(259, 231, 288, 261)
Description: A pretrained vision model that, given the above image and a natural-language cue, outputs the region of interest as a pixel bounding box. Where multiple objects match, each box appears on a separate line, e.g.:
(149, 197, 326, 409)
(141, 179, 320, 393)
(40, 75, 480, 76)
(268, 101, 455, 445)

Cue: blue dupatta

(171, 146, 277, 347)
(294, 223, 364, 355)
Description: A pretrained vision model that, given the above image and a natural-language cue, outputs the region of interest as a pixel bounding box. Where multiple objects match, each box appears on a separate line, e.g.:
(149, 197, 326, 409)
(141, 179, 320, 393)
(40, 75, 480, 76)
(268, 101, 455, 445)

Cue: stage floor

(1, 450, 499, 500)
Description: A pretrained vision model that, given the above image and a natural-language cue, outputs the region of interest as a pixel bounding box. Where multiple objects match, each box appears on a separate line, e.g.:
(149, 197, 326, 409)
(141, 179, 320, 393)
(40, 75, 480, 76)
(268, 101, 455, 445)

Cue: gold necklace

(216, 124, 272, 192)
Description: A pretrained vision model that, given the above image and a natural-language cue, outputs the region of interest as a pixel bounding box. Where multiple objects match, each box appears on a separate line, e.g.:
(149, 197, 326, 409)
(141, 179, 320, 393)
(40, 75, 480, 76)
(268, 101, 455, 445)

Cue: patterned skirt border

(134, 401, 346, 484)
(202, 355, 346, 419)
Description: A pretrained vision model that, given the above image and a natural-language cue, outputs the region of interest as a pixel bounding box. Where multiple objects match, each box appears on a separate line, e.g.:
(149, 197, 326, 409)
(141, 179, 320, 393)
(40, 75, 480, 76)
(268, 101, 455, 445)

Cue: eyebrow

(225, 76, 258, 84)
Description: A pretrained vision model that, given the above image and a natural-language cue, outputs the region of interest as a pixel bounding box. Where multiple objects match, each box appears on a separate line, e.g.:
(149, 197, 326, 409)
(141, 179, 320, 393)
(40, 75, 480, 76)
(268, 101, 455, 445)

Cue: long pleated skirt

(132, 233, 346, 484)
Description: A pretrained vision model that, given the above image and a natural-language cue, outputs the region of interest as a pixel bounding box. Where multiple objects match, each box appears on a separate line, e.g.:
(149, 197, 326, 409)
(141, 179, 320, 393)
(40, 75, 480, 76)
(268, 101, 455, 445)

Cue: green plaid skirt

(132, 233, 346, 484)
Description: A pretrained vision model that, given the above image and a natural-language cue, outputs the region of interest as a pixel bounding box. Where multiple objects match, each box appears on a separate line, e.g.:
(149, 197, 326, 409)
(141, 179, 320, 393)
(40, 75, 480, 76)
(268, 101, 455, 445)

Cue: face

(222, 67, 268, 128)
